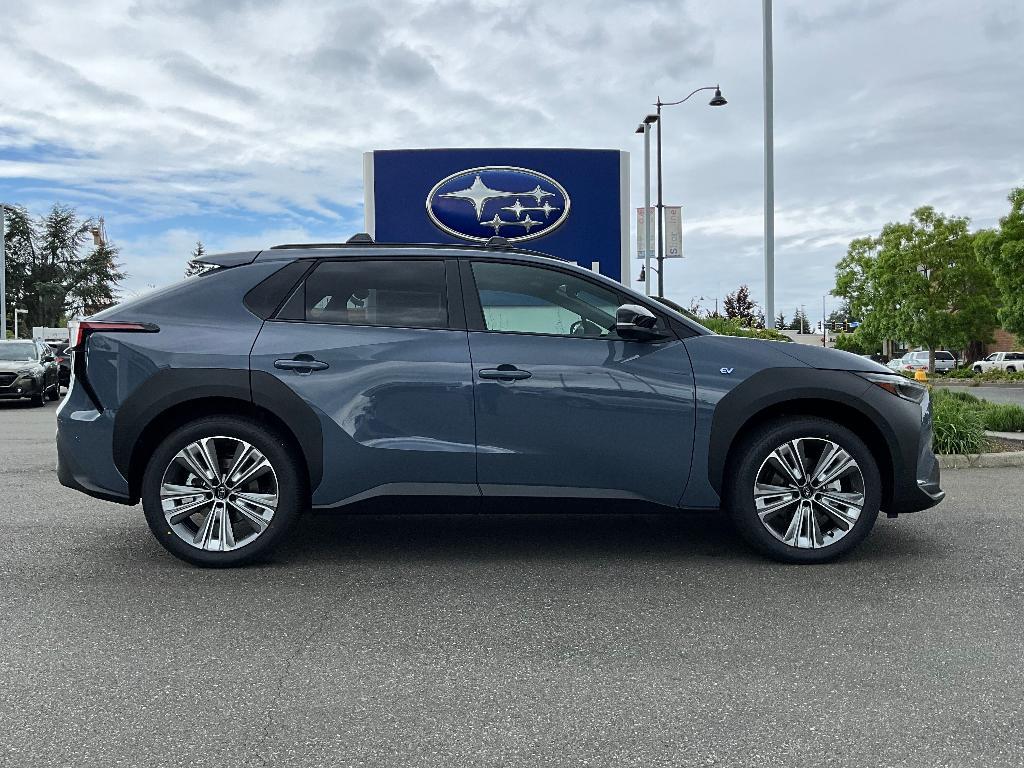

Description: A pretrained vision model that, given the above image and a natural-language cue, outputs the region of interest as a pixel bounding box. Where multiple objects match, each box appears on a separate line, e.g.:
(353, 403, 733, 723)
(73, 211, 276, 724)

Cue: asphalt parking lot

(2, 398, 1023, 768)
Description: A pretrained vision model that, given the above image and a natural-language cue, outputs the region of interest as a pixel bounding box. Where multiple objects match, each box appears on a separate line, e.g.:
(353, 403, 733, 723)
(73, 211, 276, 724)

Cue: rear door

(461, 259, 695, 507)
(250, 257, 477, 507)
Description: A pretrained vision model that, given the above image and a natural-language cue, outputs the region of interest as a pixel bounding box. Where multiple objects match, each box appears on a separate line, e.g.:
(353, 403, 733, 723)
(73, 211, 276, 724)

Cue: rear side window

(244, 260, 311, 319)
(935, 352, 954, 361)
(286, 260, 447, 329)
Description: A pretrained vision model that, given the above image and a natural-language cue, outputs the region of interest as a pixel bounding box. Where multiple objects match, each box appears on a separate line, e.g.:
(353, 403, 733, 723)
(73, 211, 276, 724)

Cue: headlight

(16, 368, 35, 376)
(858, 372, 928, 404)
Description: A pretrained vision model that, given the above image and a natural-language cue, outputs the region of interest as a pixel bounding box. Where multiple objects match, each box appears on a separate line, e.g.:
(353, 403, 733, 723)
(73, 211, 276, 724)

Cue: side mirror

(615, 304, 666, 341)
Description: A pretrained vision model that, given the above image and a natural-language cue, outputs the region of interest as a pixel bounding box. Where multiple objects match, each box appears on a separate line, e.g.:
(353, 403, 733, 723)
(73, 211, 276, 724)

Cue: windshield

(0, 342, 39, 362)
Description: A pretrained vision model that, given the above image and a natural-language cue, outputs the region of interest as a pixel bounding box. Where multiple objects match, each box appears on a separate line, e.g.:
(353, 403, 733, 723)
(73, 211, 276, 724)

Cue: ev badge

(720, 367, 735, 375)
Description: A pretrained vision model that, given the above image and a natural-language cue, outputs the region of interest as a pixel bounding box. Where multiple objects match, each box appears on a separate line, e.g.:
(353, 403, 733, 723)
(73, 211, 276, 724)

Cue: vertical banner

(636, 207, 654, 259)
(664, 206, 683, 258)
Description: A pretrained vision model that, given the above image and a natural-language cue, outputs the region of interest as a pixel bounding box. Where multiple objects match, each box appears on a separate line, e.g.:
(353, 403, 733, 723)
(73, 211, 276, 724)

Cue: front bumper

(880, 385, 945, 514)
(0, 375, 40, 398)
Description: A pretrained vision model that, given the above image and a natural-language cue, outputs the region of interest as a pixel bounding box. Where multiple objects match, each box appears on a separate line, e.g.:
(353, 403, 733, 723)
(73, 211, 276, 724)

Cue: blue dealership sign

(364, 148, 630, 281)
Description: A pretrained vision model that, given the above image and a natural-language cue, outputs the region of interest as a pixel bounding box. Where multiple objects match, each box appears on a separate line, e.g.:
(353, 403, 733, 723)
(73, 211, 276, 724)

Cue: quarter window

(291, 260, 448, 329)
(471, 261, 626, 338)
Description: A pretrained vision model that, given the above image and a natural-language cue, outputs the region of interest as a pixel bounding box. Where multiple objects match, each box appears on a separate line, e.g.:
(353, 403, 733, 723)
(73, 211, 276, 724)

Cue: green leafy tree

(975, 188, 1024, 343)
(833, 207, 999, 373)
(185, 241, 211, 277)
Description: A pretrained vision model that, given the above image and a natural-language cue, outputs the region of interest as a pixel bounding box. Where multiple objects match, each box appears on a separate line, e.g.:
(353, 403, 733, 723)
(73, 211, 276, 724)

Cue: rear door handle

(274, 357, 329, 372)
(478, 365, 531, 381)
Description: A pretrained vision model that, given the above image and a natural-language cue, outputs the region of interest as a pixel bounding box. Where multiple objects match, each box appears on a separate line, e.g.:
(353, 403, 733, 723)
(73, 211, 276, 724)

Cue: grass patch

(980, 403, 1024, 432)
(931, 392, 986, 455)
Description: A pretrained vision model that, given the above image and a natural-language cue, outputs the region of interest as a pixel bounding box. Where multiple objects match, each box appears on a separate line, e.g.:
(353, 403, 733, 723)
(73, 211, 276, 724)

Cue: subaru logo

(426, 166, 571, 243)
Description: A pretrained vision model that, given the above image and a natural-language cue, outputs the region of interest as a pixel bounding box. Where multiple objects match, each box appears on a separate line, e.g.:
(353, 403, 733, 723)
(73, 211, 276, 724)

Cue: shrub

(931, 395, 986, 455)
(980, 403, 1024, 432)
(700, 316, 792, 342)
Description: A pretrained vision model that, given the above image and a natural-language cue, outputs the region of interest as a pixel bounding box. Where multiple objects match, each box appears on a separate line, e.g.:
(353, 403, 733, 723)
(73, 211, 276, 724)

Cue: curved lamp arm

(657, 85, 721, 108)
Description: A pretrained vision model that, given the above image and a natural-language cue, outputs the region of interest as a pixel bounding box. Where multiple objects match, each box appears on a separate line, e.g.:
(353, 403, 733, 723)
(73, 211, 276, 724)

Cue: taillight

(68, 320, 158, 350)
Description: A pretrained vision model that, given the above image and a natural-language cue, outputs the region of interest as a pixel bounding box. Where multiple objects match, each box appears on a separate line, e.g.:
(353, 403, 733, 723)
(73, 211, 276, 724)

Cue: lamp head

(708, 86, 727, 107)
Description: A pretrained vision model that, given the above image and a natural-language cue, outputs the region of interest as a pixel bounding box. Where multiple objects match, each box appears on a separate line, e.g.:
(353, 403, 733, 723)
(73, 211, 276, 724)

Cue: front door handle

(274, 356, 329, 372)
(478, 365, 531, 381)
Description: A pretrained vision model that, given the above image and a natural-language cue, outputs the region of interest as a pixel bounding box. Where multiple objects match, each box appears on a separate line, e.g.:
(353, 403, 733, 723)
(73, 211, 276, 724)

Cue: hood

(0, 360, 40, 373)
(771, 341, 890, 372)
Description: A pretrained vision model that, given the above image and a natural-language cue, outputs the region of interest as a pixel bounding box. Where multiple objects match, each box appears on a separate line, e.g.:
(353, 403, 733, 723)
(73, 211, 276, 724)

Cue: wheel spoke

(192, 504, 219, 549)
(226, 449, 272, 490)
(218, 503, 236, 550)
(814, 492, 863, 531)
(174, 449, 214, 488)
(160, 483, 208, 501)
(812, 447, 857, 488)
(754, 483, 801, 520)
(225, 443, 256, 486)
(196, 438, 222, 485)
(164, 495, 214, 525)
(767, 445, 804, 486)
(227, 497, 272, 532)
(781, 502, 808, 547)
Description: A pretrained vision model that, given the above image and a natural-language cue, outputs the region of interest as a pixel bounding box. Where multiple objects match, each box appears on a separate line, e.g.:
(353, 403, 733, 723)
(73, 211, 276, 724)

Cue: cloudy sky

(1, 0, 1021, 320)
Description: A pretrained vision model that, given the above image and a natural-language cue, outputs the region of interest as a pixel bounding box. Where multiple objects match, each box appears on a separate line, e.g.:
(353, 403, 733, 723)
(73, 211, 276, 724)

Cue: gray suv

(0, 340, 60, 406)
(56, 236, 944, 566)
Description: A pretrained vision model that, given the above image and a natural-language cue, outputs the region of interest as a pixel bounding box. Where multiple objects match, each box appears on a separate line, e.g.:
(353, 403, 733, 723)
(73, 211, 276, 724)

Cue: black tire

(973, 366, 983, 373)
(141, 415, 306, 567)
(1007, 367, 1017, 373)
(47, 384, 60, 401)
(723, 416, 881, 564)
(30, 391, 45, 407)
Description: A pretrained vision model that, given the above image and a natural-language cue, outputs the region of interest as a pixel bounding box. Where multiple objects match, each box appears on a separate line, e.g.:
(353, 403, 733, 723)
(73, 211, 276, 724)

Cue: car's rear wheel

(141, 416, 305, 567)
(973, 365, 983, 373)
(724, 417, 881, 563)
(1008, 366, 1017, 373)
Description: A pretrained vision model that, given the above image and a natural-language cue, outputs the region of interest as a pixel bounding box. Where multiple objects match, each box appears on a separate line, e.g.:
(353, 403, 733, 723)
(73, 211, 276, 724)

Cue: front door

(250, 257, 477, 507)
(463, 259, 695, 507)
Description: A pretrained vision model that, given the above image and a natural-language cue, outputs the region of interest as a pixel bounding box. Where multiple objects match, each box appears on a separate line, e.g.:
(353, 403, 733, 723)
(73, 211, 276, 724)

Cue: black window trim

(267, 255, 459, 332)
(460, 257, 683, 341)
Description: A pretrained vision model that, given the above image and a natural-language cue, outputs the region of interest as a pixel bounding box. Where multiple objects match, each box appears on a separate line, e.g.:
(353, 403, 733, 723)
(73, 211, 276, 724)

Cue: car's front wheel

(974, 365, 983, 373)
(141, 416, 305, 567)
(724, 417, 881, 563)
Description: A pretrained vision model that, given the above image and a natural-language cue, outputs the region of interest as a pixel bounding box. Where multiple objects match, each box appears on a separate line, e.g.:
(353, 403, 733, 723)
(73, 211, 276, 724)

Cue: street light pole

(763, 0, 776, 329)
(636, 115, 658, 296)
(14, 307, 27, 340)
(653, 85, 727, 299)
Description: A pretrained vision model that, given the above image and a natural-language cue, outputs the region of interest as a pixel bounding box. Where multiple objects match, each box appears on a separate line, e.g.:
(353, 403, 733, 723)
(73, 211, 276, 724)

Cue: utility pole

(762, 0, 775, 329)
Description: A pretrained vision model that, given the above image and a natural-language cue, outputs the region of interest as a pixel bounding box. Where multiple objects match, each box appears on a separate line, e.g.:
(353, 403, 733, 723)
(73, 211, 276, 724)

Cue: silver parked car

(886, 350, 956, 374)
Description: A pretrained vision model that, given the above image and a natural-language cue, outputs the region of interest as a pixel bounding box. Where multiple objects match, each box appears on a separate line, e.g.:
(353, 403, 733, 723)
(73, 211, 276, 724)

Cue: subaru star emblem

(426, 166, 571, 243)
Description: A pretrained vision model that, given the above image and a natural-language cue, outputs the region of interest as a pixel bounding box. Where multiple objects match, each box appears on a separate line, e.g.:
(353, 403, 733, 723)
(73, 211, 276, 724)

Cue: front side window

(471, 261, 627, 338)
(292, 260, 447, 329)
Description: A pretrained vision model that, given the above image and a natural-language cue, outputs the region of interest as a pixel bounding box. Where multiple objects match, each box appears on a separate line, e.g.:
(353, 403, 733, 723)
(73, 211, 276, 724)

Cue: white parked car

(972, 351, 1024, 373)
(886, 350, 957, 373)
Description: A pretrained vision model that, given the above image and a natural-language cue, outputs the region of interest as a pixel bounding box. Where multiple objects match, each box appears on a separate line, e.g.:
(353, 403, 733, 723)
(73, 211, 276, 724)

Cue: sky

(1, 0, 1021, 321)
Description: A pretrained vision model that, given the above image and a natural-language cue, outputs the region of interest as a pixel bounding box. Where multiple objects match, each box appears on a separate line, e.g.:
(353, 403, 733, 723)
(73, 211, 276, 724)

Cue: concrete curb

(938, 451, 1024, 469)
(932, 380, 1024, 389)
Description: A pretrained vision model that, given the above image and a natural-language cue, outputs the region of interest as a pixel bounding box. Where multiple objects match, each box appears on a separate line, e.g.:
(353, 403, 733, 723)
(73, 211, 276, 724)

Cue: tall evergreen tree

(185, 241, 211, 277)
(33, 205, 91, 329)
(2, 204, 36, 337)
(70, 241, 126, 316)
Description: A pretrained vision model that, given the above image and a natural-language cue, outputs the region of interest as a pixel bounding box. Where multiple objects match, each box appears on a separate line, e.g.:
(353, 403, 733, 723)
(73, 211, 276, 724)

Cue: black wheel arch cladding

(707, 367, 903, 497)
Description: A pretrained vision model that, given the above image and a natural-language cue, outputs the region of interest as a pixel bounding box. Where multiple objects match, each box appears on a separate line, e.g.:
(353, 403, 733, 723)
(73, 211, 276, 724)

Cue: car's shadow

(270, 497, 764, 566)
(263, 496, 946, 567)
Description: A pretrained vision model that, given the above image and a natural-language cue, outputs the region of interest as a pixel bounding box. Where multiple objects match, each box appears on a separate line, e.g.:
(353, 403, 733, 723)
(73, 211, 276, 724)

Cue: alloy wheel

(159, 436, 279, 552)
(753, 437, 866, 549)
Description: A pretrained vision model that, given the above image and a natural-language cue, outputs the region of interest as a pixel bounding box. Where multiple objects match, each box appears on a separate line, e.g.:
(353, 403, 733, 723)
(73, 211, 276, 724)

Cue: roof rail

(266, 240, 565, 260)
(485, 236, 512, 249)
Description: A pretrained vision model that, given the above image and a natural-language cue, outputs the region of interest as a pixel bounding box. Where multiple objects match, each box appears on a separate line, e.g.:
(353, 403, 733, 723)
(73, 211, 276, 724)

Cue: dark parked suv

(56, 236, 944, 566)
